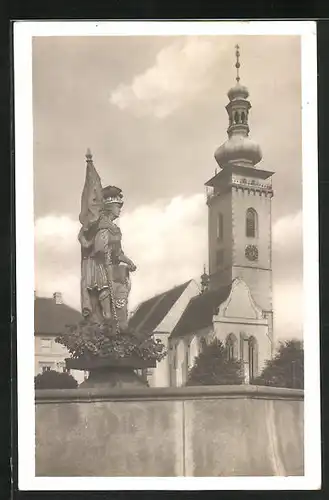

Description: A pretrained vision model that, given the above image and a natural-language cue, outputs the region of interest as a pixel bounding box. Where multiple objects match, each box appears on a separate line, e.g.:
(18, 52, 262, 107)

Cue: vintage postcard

(14, 21, 320, 490)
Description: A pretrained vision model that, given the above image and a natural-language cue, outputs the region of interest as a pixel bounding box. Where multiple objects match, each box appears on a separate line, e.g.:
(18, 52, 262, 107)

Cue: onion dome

(215, 135, 262, 168)
(227, 82, 249, 101)
(214, 44, 262, 169)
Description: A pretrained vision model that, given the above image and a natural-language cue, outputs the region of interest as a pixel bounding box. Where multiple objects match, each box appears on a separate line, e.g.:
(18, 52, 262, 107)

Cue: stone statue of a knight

(78, 149, 136, 332)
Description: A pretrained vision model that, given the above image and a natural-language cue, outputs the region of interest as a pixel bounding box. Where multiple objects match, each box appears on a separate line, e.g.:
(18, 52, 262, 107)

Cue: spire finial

(200, 264, 209, 294)
(86, 148, 93, 161)
(235, 44, 240, 83)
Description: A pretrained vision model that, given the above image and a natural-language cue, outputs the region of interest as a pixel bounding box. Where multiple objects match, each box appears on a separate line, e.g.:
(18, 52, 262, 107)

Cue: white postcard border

(14, 20, 320, 491)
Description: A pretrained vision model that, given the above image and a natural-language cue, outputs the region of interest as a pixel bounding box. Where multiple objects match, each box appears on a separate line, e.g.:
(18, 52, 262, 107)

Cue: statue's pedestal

(66, 355, 156, 389)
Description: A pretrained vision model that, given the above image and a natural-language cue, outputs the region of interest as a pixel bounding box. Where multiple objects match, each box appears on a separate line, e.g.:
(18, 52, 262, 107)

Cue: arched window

(246, 208, 258, 238)
(226, 333, 238, 360)
(248, 336, 258, 381)
(186, 340, 191, 367)
(241, 111, 246, 124)
(234, 111, 239, 124)
(170, 342, 177, 370)
(184, 340, 191, 384)
(169, 342, 177, 387)
(199, 337, 207, 352)
(216, 213, 223, 240)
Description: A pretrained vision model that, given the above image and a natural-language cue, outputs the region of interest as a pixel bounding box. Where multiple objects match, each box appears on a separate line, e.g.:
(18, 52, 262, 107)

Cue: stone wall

(35, 385, 304, 477)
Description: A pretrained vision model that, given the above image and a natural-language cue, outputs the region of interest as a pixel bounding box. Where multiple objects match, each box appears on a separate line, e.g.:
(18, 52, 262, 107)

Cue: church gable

(217, 277, 263, 320)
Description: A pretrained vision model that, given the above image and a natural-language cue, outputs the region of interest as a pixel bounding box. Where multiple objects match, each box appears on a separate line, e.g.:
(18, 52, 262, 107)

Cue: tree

(253, 339, 304, 389)
(35, 370, 78, 389)
(186, 338, 244, 386)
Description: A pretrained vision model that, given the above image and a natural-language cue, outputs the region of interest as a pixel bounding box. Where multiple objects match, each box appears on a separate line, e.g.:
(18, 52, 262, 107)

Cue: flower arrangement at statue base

(55, 319, 167, 374)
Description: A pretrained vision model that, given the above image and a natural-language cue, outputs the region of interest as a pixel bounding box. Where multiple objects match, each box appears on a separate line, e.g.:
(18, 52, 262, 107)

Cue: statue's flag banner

(79, 149, 103, 230)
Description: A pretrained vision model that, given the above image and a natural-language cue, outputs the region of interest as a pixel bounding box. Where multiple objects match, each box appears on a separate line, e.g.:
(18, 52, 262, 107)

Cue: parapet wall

(35, 385, 304, 477)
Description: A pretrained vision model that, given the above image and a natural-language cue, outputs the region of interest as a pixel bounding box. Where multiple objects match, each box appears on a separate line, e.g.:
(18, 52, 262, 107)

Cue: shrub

(35, 369, 78, 389)
(186, 338, 244, 386)
(253, 339, 304, 389)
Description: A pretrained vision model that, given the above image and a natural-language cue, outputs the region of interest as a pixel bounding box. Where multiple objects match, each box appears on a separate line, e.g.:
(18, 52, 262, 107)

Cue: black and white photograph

(14, 21, 320, 490)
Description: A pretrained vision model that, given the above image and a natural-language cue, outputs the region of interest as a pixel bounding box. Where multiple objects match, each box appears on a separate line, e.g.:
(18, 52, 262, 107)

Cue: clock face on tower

(245, 244, 258, 261)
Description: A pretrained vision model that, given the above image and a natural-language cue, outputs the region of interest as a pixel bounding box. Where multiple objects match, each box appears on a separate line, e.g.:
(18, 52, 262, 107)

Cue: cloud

(272, 210, 303, 339)
(109, 37, 226, 118)
(120, 194, 207, 308)
(34, 194, 207, 312)
(35, 215, 80, 252)
(34, 215, 81, 308)
(34, 197, 303, 339)
(273, 280, 303, 341)
(273, 210, 302, 257)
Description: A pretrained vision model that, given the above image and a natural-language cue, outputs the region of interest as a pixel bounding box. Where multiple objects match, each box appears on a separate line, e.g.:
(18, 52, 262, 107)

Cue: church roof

(34, 297, 81, 335)
(129, 280, 193, 333)
(170, 284, 232, 338)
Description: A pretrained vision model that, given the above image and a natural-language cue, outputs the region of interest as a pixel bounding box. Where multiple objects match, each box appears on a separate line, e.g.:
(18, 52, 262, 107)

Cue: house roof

(34, 297, 81, 335)
(128, 280, 192, 333)
(170, 284, 232, 338)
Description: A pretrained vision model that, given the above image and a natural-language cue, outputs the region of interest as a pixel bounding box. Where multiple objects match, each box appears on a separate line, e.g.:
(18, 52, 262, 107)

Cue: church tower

(205, 45, 274, 316)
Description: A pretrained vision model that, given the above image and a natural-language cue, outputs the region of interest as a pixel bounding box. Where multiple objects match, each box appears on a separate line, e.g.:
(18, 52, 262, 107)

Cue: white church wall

(148, 280, 200, 387)
(213, 321, 271, 375)
(213, 278, 272, 376)
(171, 327, 213, 387)
(188, 335, 200, 370)
(147, 332, 169, 388)
(176, 339, 186, 387)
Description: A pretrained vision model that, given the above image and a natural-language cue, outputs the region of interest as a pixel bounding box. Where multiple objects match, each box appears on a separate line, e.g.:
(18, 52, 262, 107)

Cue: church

(129, 47, 275, 388)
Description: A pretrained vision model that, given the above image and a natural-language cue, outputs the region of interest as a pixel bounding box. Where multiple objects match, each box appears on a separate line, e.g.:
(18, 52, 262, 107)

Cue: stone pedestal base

(79, 367, 147, 388)
(66, 355, 156, 389)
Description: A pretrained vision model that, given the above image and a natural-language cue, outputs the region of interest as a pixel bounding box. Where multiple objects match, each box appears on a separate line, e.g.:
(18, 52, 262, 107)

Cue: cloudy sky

(33, 34, 303, 340)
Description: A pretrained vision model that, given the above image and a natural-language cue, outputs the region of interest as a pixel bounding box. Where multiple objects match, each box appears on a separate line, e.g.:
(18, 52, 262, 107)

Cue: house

(34, 292, 87, 384)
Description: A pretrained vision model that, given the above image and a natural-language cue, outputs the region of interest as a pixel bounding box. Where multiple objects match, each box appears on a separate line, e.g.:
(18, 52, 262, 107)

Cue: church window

(199, 337, 207, 352)
(169, 343, 178, 387)
(248, 336, 258, 381)
(234, 111, 239, 124)
(226, 333, 238, 360)
(169, 343, 177, 370)
(246, 208, 258, 238)
(216, 213, 223, 240)
(216, 249, 224, 268)
(184, 341, 191, 384)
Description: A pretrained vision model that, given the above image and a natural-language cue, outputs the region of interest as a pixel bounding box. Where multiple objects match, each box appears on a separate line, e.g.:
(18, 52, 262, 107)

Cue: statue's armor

(79, 213, 130, 329)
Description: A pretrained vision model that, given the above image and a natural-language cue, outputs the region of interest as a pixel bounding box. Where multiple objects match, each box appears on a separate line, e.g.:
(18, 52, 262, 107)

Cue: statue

(78, 149, 136, 332)
(56, 149, 166, 388)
